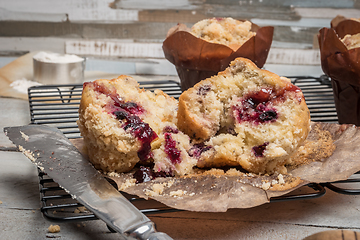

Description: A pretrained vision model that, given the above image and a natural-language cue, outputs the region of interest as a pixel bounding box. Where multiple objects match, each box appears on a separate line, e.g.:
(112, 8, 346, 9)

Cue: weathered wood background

(0, 0, 359, 76)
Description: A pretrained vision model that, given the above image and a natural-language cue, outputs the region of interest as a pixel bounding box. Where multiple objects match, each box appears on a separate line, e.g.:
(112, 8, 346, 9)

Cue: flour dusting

(10, 78, 42, 94)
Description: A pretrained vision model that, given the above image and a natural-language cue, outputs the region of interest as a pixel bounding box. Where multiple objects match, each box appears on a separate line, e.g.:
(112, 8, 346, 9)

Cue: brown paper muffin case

(162, 22, 274, 91)
(318, 16, 360, 126)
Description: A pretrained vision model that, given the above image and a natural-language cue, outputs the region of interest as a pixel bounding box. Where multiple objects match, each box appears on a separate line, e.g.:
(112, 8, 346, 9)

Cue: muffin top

(190, 17, 256, 51)
(341, 33, 360, 50)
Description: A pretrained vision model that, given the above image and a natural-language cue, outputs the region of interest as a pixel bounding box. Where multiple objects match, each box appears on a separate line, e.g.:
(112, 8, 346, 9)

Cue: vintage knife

(4, 125, 172, 240)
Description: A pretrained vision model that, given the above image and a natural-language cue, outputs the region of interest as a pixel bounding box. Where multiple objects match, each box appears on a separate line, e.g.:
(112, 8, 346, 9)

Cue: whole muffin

(319, 15, 360, 126)
(178, 57, 311, 174)
(162, 17, 274, 91)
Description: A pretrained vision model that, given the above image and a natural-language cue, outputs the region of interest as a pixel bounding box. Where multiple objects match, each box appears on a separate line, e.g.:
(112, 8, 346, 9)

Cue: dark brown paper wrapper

(318, 16, 360, 126)
(331, 80, 360, 126)
(162, 22, 274, 91)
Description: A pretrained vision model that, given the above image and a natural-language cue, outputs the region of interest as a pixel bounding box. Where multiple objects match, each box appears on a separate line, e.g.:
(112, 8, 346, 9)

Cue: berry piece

(163, 126, 179, 134)
(252, 142, 269, 157)
(232, 88, 278, 125)
(188, 143, 212, 159)
(133, 166, 172, 183)
(164, 133, 182, 164)
(197, 85, 211, 96)
(133, 166, 154, 183)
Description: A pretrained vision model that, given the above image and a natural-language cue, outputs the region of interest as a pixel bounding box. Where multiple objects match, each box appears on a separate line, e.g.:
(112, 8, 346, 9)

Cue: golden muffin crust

(190, 17, 256, 51)
(341, 33, 360, 50)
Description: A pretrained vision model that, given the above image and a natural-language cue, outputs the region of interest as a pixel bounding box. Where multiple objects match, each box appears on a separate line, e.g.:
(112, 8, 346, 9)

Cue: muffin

(178, 57, 311, 174)
(162, 17, 274, 91)
(77, 75, 197, 176)
(318, 15, 360, 126)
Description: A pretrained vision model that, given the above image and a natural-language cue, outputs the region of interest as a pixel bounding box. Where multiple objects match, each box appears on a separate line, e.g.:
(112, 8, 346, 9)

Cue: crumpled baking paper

(104, 122, 360, 212)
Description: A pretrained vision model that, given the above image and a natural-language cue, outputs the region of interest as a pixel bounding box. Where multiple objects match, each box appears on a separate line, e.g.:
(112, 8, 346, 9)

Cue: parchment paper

(99, 122, 360, 212)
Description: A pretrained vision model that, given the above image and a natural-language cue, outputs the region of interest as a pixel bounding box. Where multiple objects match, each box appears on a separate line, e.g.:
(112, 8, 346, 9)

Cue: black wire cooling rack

(27, 76, 360, 223)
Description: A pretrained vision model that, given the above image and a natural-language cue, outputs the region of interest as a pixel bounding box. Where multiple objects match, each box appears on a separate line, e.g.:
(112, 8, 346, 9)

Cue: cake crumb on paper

(170, 190, 186, 197)
(145, 183, 165, 197)
(20, 131, 29, 141)
(119, 178, 136, 191)
(18, 145, 36, 161)
(48, 224, 60, 233)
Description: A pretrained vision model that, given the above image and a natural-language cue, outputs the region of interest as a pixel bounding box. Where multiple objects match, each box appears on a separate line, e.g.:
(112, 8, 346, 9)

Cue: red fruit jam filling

(232, 85, 301, 125)
(164, 132, 182, 164)
(188, 143, 212, 159)
(163, 126, 179, 134)
(114, 110, 157, 161)
(252, 142, 269, 157)
(88, 82, 158, 162)
(233, 88, 277, 124)
(133, 166, 171, 183)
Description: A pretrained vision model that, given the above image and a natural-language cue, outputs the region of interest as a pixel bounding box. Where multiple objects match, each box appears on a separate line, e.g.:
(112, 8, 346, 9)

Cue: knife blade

(4, 125, 172, 240)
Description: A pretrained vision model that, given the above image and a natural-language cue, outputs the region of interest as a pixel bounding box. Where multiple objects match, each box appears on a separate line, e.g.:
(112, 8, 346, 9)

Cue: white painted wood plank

(0, 0, 138, 22)
(85, 58, 136, 74)
(65, 40, 165, 58)
(135, 58, 177, 76)
(281, 0, 354, 8)
(271, 41, 313, 49)
(263, 63, 323, 77)
(251, 18, 331, 28)
(0, 8, 67, 22)
(295, 7, 360, 19)
(66, 40, 321, 65)
(0, 37, 67, 53)
(0, 36, 322, 66)
(114, 0, 197, 10)
(267, 48, 321, 65)
(0, 54, 323, 77)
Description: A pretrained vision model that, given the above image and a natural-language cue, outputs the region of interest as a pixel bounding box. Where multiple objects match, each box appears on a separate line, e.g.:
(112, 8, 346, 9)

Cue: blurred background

(1, 0, 359, 76)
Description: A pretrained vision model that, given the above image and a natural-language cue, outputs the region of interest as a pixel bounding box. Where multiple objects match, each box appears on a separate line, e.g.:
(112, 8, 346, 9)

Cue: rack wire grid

(27, 76, 360, 223)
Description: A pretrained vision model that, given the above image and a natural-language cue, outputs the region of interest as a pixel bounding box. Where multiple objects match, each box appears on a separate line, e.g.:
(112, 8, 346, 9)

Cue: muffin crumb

(48, 224, 60, 233)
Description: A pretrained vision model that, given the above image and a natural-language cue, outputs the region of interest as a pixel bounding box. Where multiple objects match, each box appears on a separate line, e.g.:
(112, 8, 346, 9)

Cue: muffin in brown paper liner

(318, 16, 360, 126)
(162, 20, 274, 91)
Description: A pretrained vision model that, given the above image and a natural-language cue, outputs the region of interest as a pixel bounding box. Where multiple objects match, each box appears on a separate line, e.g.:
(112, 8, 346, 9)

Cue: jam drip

(90, 82, 157, 162)
(252, 142, 269, 157)
(164, 132, 182, 165)
(114, 110, 157, 161)
(133, 166, 170, 183)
